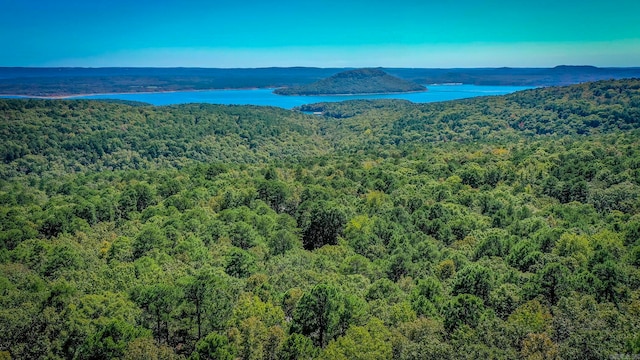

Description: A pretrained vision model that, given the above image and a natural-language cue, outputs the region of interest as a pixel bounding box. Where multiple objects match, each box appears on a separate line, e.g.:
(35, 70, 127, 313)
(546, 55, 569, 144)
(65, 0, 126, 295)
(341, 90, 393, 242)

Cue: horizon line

(2, 64, 640, 70)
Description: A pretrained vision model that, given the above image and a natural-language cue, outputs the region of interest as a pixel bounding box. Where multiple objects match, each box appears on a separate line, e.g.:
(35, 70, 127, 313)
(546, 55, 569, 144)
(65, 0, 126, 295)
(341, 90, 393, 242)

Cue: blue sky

(2, 0, 639, 67)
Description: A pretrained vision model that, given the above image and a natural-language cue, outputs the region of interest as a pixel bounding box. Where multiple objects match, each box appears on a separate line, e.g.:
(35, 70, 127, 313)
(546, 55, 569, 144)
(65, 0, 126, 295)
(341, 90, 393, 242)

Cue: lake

(70, 84, 533, 108)
(3, 85, 533, 109)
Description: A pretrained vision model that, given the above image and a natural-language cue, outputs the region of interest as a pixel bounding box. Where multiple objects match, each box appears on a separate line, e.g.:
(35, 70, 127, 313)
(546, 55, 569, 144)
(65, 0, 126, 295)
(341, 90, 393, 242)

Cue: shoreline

(0, 87, 271, 99)
(0, 85, 544, 100)
(0, 87, 427, 99)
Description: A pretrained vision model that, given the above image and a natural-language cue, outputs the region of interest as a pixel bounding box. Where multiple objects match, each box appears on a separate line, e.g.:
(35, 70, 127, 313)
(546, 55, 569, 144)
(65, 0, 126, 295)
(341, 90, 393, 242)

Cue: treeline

(0, 79, 639, 359)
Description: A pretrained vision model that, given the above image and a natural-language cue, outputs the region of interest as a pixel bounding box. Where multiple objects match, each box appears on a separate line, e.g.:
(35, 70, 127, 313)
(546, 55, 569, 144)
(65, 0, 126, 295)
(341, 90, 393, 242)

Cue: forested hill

(0, 102, 330, 178)
(1, 79, 640, 359)
(273, 68, 427, 95)
(300, 78, 640, 146)
(0, 79, 637, 178)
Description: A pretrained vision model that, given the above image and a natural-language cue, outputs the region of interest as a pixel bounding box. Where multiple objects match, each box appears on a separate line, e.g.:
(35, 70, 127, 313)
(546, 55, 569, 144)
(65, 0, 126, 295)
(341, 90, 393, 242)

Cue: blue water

(3, 85, 533, 109)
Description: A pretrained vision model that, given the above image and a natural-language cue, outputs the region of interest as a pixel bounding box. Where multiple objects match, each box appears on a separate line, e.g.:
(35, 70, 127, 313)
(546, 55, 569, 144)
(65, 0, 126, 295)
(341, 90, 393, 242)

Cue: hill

(273, 68, 427, 95)
(1, 79, 639, 359)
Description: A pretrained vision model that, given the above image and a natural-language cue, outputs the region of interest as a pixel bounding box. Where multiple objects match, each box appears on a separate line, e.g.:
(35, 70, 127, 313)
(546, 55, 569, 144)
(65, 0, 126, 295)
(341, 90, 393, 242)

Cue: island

(273, 68, 427, 95)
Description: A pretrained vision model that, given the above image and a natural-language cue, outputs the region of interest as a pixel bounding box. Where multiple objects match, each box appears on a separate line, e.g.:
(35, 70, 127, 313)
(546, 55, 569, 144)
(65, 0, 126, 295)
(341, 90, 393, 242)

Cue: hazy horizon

(2, 65, 640, 70)
(2, 0, 639, 68)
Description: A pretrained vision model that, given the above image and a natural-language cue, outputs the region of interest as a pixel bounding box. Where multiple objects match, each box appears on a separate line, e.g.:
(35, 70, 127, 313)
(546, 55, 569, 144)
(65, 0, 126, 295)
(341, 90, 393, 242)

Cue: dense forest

(1, 79, 640, 359)
(273, 69, 426, 96)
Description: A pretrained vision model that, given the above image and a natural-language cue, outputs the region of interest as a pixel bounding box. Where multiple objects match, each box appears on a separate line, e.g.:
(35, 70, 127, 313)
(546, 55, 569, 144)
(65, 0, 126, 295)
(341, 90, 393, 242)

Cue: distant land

(1, 66, 640, 97)
(273, 68, 426, 95)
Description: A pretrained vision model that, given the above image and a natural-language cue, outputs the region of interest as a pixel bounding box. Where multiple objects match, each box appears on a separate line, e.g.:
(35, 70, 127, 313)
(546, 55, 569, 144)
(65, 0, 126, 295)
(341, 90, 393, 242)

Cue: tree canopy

(1, 78, 639, 359)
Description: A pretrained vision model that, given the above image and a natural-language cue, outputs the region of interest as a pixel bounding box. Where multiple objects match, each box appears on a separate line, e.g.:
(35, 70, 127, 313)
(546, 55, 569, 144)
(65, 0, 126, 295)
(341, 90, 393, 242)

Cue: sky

(1, 0, 639, 68)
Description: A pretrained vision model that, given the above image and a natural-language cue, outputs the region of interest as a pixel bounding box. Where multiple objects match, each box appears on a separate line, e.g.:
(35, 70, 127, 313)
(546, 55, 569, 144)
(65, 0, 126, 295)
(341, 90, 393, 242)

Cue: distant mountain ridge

(2, 66, 640, 96)
(273, 68, 427, 95)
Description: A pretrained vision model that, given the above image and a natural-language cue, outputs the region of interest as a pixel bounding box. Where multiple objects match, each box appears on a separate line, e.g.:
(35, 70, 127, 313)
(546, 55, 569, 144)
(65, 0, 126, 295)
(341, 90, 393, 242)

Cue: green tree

(39, 206, 79, 238)
(300, 201, 346, 250)
(191, 332, 234, 360)
(443, 294, 485, 332)
(320, 318, 392, 360)
(278, 334, 317, 360)
(78, 320, 150, 360)
(180, 270, 215, 340)
(459, 162, 486, 188)
(267, 214, 301, 256)
(452, 264, 494, 301)
(489, 283, 522, 319)
(225, 248, 256, 278)
(268, 229, 300, 256)
(257, 180, 292, 213)
(132, 225, 168, 259)
(124, 337, 181, 360)
(131, 284, 181, 344)
(43, 240, 84, 278)
(118, 182, 156, 218)
(410, 276, 443, 317)
(474, 229, 510, 260)
(506, 300, 552, 347)
(526, 262, 569, 305)
(592, 260, 628, 304)
(507, 240, 542, 272)
(291, 284, 345, 348)
(520, 332, 559, 360)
